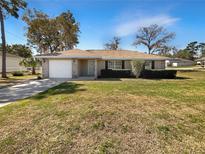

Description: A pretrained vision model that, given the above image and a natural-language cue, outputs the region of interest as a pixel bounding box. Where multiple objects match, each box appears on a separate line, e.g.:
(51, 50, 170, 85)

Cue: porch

(73, 59, 98, 79)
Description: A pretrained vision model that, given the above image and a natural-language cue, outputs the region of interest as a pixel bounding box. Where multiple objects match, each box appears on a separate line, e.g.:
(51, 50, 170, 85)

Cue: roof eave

(35, 55, 102, 59)
(102, 57, 168, 60)
(35, 55, 168, 60)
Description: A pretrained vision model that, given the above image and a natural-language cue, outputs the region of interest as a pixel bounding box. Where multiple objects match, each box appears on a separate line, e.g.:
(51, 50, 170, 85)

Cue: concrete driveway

(0, 79, 64, 107)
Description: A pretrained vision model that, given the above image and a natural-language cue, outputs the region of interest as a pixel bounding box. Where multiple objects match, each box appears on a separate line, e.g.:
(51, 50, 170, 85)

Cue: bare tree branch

(133, 24, 175, 54)
(104, 37, 121, 50)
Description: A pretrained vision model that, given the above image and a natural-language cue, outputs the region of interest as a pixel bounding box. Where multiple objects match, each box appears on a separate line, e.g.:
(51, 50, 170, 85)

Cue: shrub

(101, 69, 132, 78)
(131, 60, 145, 78)
(140, 70, 177, 79)
(37, 76, 42, 80)
(12, 71, 24, 76)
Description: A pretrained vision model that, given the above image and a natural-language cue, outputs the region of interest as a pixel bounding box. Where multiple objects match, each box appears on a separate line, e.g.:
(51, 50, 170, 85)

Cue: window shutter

(105, 61, 108, 70)
(152, 61, 155, 69)
(122, 60, 125, 69)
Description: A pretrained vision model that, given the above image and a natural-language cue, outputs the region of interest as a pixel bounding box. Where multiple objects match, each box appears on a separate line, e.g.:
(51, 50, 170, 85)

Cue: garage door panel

(49, 60, 72, 78)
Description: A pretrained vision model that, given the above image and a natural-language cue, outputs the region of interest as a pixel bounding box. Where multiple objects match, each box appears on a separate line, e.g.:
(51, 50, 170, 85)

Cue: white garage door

(49, 59, 72, 78)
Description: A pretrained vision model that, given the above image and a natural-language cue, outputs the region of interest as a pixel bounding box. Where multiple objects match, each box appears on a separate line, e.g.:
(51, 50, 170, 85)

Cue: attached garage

(49, 59, 72, 78)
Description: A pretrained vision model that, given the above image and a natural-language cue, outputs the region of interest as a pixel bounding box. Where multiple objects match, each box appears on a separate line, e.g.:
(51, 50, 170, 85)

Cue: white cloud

(115, 15, 179, 37)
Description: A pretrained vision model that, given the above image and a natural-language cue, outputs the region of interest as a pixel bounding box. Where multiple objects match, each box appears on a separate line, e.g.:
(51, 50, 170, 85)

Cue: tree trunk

(148, 47, 151, 54)
(0, 7, 7, 78)
(32, 67, 36, 75)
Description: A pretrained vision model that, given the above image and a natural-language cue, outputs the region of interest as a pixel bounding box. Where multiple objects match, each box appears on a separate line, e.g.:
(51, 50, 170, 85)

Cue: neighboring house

(0, 53, 26, 72)
(36, 49, 168, 79)
(196, 57, 205, 66)
(165, 58, 194, 67)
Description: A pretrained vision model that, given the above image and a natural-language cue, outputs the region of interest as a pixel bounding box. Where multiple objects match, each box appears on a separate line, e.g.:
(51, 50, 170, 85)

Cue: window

(145, 61, 152, 70)
(108, 60, 122, 69)
(115, 61, 122, 69)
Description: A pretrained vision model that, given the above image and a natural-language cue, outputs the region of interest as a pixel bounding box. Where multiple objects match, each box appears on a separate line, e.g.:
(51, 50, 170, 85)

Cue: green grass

(0, 71, 205, 153)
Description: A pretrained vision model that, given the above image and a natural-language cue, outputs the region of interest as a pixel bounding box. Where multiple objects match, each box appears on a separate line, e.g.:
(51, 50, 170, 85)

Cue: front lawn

(0, 71, 205, 153)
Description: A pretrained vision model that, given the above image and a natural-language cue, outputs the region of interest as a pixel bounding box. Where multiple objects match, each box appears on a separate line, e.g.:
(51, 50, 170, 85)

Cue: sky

(5, 0, 205, 53)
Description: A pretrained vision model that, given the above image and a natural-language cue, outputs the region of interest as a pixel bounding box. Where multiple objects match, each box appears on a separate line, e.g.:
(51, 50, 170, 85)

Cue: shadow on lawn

(140, 76, 191, 80)
(97, 78, 122, 81)
(32, 82, 85, 100)
(175, 76, 191, 80)
(97, 76, 191, 81)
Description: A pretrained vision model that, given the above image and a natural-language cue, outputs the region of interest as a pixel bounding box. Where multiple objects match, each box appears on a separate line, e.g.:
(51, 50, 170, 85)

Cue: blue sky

(5, 0, 205, 53)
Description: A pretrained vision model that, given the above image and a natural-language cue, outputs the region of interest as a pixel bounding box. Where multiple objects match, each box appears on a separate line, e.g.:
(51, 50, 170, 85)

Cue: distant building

(196, 57, 205, 66)
(165, 58, 194, 67)
(0, 53, 26, 72)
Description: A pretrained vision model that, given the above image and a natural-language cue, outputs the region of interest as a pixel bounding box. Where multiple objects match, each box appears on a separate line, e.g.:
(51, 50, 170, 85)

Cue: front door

(88, 60, 95, 76)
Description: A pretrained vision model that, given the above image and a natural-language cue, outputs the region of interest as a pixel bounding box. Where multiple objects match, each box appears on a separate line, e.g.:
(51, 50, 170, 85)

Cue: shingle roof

(36, 49, 168, 60)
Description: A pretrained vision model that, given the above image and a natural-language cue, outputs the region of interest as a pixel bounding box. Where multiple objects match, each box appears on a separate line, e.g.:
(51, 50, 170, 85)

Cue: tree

(104, 37, 121, 50)
(1, 44, 32, 58)
(23, 9, 80, 54)
(185, 41, 198, 60)
(133, 24, 175, 54)
(131, 60, 145, 78)
(173, 41, 199, 60)
(158, 46, 178, 57)
(173, 49, 191, 59)
(19, 57, 39, 75)
(198, 43, 205, 57)
(0, 0, 27, 78)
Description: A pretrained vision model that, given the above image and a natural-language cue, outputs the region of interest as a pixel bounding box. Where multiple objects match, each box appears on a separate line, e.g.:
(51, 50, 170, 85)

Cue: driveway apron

(0, 79, 64, 107)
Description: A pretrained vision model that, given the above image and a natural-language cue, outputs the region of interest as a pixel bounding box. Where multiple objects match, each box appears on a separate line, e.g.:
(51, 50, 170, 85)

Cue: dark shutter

(152, 61, 155, 69)
(105, 61, 108, 70)
(122, 60, 125, 69)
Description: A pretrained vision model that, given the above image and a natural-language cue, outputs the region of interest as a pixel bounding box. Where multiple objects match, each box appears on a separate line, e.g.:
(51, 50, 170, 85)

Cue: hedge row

(101, 69, 132, 78)
(100, 69, 177, 79)
(140, 70, 177, 79)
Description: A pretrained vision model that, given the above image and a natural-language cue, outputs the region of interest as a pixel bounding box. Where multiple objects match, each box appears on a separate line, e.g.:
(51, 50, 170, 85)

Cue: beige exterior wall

(72, 59, 78, 78)
(0, 55, 26, 72)
(42, 58, 49, 78)
(97, 60, 105, 76)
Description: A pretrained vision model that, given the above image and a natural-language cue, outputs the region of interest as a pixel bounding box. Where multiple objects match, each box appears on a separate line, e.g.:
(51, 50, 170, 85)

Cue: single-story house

(196, 57, 205, 66)
(165, 58, 194, 67)
(36, 49, 168, 79)
(0, 53, 26, 72)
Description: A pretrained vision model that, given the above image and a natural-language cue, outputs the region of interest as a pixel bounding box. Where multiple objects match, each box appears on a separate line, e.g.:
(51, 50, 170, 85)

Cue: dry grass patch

(0, 71, 205, 153)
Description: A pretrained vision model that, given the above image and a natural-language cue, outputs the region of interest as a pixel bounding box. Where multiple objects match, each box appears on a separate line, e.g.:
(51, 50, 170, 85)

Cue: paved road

(0, 79, 64, 107)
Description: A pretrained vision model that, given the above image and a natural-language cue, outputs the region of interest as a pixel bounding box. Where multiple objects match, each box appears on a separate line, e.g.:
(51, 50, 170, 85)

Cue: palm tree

(0, 0, 27, 78)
